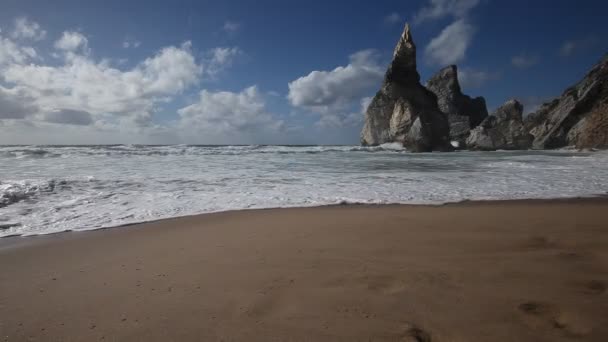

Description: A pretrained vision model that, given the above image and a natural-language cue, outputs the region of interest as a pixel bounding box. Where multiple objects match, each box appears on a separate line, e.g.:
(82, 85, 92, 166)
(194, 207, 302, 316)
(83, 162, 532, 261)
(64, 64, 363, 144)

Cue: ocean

(1, 144, 608, 237)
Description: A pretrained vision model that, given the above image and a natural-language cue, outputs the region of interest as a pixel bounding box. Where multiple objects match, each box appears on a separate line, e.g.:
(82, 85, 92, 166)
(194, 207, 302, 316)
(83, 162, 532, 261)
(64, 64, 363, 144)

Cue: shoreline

(2, 196, 608, 244)
(1, 198, 607, 341)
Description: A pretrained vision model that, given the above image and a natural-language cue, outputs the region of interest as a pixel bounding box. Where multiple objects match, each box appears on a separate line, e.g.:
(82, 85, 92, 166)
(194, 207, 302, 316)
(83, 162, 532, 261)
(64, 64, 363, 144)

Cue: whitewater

(1, 144, 608, 237)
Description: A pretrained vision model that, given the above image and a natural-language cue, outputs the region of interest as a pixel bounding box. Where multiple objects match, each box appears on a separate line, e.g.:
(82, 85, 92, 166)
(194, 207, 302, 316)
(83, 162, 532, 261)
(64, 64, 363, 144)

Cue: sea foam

(1, 145, 607, 237)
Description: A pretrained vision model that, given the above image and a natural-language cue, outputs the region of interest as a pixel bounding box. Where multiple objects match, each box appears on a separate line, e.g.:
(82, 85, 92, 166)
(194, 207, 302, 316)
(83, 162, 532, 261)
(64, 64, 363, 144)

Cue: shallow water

(1, 144, 607, 237)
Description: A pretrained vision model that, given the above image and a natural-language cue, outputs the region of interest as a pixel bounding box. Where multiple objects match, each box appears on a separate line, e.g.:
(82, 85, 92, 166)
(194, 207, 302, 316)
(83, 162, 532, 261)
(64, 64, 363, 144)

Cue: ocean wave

(0, 149, 61, 159)
(2, 146, 607, 237)
(5, 144, 606, 159)
(0, 180, 64, 208)
(0, 144, 413, 158)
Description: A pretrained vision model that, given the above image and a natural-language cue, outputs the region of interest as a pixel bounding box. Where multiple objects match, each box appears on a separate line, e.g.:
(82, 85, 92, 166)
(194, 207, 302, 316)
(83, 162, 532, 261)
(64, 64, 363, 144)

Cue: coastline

(2, 196, 608, 242)
(1, 199, 607, 341)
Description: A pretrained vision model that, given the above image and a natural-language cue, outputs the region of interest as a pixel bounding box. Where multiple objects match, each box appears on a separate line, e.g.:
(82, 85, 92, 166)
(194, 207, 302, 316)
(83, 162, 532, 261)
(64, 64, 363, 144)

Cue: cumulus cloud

(54, 31, 89, 53)
(5, 42, 201, 114)
(178, 86, 283, 135)
(287, 50, 383, 128)
(457, 67, 501, 89)
(384, 12, 402, 25)
(424, 19, 475, 66)
(122, 36, 141, 49)
(4, 42, 201, 119)
(223, 21, 241, 34)
(1, 20, 203, 134)
(511, 53, 540, 68)
(414, 0, 480, 24)
(205, 47, 242, 77)
(0, 86, 37, 119)
(0, 36, 37, 67)
(39, 109, 94, 125)
(11, 17, 47, 41)
(287, 49, 383, 113)
(315, 96, 371, 129)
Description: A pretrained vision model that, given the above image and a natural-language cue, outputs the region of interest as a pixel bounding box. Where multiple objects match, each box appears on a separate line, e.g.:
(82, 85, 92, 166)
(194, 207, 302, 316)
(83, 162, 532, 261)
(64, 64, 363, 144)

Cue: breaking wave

(1, 145, 607, 237)
(0, 144, 407, 159)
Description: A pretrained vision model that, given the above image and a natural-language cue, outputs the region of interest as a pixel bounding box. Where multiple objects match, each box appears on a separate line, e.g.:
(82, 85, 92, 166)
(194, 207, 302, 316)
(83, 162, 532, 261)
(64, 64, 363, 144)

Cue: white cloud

(287, 49, 383, 112)
(11, 17, 47, 41)
(315, 96, 371, 129)
(54, 31, 89, 53)
(0, 35, 37, 67)
(2, 25, 202, 130)
(287, 50, 383, 129)
(384, 12, 402, 25)
(39, 109, 93, 125)
(223, 21, 241, 34)
(559, 37, 597, 57)
(457, 67, 500, 89)
(0, 20, 235, 143)
(511, 53, 539, 68)
(414, 0, 480, 24)
(178, 86, 283, 136)
(122, 36, 141, 49)
(0, 118, 179, 145)
(0, 86, 37, 119)
(205, 47, 242, 77)
(424, 19, 475, 66)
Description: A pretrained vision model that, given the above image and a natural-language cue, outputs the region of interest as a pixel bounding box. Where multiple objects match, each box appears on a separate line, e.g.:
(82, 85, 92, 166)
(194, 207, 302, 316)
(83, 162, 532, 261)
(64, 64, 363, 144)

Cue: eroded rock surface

(466, 100, 533, 150)
(525, 55, 608, 149)
(426, 65, 488, 148)
(361, 24, 452, 152)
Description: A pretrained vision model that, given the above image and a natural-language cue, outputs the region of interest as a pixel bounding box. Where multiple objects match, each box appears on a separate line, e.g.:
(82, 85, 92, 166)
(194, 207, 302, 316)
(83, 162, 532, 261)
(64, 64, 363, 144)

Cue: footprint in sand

(585, 280, 606, 295)
(518, 301, 590, 338)
(401, 323, 431, 342)
(364, 275, 408, 295)
(525, 236, 558, 249)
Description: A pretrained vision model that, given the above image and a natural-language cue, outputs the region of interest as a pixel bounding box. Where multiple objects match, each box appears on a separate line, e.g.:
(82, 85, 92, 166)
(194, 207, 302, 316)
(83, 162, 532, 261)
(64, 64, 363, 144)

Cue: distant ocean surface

(1, 144, 608, 237)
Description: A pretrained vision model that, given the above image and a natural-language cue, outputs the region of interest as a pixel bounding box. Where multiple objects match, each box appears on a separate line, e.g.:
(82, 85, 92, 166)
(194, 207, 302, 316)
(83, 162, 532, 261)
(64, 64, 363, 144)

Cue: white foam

(1, 145, 607, 237)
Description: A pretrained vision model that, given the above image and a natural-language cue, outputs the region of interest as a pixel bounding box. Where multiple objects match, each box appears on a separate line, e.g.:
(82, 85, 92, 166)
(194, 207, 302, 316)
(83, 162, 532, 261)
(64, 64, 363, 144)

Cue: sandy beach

(1, 199, 607, 341)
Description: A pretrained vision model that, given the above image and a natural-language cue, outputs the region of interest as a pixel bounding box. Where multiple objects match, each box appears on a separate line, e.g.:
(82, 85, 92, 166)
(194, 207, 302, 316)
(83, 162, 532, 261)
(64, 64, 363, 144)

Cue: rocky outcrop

(361, 24, 452, 152)
(426, 65, 488, 148)
(466, 100, 533, 150)
(524, 55, 608, 149)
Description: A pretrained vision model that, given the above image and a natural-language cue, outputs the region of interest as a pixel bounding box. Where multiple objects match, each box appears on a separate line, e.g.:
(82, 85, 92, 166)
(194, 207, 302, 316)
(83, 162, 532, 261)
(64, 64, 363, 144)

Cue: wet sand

(1, 199, 607, 341)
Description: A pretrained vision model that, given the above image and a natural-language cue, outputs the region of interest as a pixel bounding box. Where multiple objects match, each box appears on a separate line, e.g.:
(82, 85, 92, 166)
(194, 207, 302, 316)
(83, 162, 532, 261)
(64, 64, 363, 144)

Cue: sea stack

(361, 24, 452, 152)
(466, 99, 533, 150)
(426, 65, 488, 148)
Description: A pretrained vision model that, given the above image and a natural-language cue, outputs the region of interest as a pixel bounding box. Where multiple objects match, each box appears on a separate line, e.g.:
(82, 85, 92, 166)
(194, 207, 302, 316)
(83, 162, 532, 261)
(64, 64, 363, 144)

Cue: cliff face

(361, 24, 452, 152)
(525, 55, 608, 149)
(426, 65, 488, 148)
(361, 23, 607, 152)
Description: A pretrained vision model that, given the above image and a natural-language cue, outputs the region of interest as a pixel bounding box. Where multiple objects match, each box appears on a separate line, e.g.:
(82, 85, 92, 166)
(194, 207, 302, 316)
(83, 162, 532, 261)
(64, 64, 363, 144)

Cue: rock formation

(524, 55, 608, 149)
(361, 22, 607, 152)
(466, 100, 533, 150)
(361, 24, 452, 152)
(426, 65, 488, 148)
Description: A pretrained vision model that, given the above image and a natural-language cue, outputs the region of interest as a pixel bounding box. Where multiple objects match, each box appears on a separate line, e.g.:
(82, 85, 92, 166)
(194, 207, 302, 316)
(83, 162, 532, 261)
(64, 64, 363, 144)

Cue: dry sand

(1, 199, 608, 341)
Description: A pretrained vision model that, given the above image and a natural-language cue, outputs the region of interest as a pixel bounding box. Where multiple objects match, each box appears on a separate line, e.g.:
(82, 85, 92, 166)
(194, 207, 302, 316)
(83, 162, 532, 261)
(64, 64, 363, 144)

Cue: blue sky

(0, 0, 606, 144)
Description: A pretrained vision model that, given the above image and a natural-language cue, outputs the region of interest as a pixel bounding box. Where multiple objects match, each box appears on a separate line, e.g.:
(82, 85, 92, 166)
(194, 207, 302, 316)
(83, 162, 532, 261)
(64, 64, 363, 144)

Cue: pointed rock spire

(393, 23, 415, 58)
(361, 22, 452, 152)
(385, 22, 420, 85)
